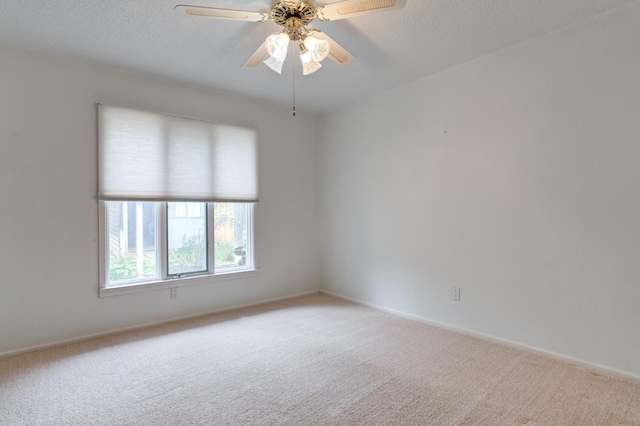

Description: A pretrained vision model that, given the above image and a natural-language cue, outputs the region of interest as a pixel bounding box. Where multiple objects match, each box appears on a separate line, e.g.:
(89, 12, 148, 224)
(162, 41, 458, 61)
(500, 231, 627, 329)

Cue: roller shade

(98, 105, 258, 202)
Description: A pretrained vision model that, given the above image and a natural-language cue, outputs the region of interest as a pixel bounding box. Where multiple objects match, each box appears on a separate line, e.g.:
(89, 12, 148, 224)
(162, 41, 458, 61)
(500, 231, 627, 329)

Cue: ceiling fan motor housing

(271, 0, 316, 27)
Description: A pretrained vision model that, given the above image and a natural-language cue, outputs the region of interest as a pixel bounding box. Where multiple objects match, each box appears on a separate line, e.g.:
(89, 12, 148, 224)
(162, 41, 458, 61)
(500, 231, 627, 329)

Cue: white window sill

(99, 269, 259, 298)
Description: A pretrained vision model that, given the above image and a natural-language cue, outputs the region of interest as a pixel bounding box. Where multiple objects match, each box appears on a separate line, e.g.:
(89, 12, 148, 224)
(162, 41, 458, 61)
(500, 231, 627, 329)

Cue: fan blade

(174, 4, 270, 22)
(242, 41, 268, 68)
(315, 0, 406, 22)
(311, 32, 355, 65)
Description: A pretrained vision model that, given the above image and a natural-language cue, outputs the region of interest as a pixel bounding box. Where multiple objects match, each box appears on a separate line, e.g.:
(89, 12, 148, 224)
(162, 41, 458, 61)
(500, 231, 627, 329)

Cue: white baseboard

(320, 290, 640, 384)
(0, 290, 320, 359)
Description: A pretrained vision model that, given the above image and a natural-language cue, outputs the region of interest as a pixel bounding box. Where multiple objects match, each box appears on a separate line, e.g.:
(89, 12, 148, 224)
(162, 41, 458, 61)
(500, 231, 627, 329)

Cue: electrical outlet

(171, 287, 178, 300)
(451, 287, 460, 301)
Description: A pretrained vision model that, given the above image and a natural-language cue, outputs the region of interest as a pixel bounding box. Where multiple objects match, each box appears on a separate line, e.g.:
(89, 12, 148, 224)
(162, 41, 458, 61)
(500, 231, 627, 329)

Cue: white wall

(0, 45, 320, 355)
(319, 3, 640, 378)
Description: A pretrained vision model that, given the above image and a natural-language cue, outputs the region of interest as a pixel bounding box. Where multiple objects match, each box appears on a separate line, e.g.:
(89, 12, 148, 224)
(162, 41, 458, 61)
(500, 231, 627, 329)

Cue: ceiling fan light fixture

(300, 56, 322, 75)
(302, 34, 330, 63)
(263, 32, 291, 74)
(265, 32, 290, 58)
(299, 34, 329, 76)
(263, 55, 287, 74)
(177, 0, 407, 112)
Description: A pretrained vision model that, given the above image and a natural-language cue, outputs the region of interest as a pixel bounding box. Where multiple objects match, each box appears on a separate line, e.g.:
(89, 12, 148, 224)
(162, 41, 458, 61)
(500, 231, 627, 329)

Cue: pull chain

(292, 40, 296, 117)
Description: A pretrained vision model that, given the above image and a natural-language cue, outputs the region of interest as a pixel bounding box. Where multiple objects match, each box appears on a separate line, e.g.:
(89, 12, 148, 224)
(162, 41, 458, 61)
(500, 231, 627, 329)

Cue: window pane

(214, 203, 251, 271)
(106, 201, 157, 284)
(167, 202, 207, 275)
(187, 203, 201, 218)
(175, 202, 187, 218)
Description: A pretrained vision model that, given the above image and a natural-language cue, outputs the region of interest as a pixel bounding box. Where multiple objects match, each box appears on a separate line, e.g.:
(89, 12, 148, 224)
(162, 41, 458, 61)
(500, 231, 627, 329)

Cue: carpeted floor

(1, 293, 639, 425)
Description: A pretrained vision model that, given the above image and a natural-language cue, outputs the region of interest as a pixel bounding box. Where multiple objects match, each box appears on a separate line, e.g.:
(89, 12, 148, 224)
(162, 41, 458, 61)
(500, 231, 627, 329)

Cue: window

(98, 105, 258, 296)
(104, 201, 254, 285)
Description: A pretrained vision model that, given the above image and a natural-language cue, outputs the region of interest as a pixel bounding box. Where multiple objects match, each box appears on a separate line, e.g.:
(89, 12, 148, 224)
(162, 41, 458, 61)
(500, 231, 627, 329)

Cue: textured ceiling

(0, 0, 637, 113)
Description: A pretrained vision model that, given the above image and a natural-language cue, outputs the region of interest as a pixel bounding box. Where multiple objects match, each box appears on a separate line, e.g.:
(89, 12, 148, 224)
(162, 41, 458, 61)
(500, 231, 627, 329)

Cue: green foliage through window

(215, 241, 235, 267)
(169, 233, 206, 273)
(109, 254, 155, 282)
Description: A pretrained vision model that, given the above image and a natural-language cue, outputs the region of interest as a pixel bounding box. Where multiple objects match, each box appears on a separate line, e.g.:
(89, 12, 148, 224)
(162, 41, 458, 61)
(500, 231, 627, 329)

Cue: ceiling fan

(175, 0, 407, 74)
(175, 0, 407, 114)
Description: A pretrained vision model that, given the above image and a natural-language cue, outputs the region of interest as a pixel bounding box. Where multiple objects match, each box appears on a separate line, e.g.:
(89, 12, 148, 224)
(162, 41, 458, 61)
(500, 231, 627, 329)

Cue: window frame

(98, 201, 257, 298)
(166, 202, 209, 278)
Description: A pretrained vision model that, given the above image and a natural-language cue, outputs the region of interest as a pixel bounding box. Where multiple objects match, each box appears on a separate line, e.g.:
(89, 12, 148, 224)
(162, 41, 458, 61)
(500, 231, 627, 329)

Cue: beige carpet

(1, 293, 639, 425)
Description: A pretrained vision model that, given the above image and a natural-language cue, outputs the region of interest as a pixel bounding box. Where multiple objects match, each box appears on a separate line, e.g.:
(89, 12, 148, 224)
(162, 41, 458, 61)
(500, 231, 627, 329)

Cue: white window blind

(98, 105, 258, 202)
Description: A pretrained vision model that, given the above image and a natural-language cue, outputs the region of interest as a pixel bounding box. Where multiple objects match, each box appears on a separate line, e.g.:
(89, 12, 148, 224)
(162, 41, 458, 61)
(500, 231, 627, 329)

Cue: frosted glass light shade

(303, 35, 330, 63)
(300, 51, 322, 75)
(263, 32, 290, 74)
(263, 55, 286, 74)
